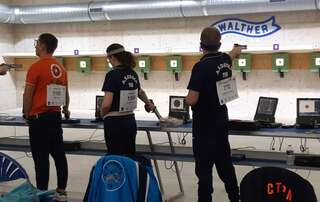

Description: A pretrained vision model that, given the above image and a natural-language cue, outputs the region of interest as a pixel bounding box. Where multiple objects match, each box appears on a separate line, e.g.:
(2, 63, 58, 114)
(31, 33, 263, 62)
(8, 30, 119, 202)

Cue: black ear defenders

(200, 42, 221, 51)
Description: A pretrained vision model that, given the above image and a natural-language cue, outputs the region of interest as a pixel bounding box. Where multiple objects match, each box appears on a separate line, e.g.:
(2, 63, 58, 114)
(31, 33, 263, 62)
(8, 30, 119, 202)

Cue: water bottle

(286, 145, 295, 166)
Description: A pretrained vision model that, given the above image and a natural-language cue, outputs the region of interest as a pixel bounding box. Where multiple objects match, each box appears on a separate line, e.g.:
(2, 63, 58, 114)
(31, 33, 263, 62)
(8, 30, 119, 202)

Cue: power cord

(87, 129, 99, 141)
(278, 137, 285, 151)
(299, 138, 308, 153)
(295, 169, 312, 180)
(306, 170, 311, 179)
(79, 129, 101, 142)
(270, 137, 276, 151)
(268, 137, 285, 151)
(177, 133, 188, 145)
(14, 152, 32, 159)
(233, 146, 256, 150)
(164, 160, 174, 170)
(164, 160, 184, 173)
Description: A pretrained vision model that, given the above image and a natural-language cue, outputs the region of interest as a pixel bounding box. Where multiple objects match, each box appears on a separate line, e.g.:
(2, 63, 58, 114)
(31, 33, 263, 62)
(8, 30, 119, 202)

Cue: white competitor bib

(119, 89, 138, 112)
(47, 84, 66, 106)
(216, 77, 239, 105)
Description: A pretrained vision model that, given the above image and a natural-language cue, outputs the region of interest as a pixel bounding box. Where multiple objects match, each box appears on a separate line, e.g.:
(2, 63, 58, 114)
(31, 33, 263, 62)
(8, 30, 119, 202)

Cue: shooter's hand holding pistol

(229, 44, 247, 60)
(0, 63, 8, 75)
(0, 63, 22, 75)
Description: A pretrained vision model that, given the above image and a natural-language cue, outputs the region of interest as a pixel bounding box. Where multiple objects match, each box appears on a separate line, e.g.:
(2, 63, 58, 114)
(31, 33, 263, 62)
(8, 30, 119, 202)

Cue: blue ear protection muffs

(200, 42, 221, 51)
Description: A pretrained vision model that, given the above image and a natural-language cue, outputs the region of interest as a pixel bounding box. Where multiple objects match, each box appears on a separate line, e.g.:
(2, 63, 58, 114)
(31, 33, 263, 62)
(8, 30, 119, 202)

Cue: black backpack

(240, 167, 317, 202)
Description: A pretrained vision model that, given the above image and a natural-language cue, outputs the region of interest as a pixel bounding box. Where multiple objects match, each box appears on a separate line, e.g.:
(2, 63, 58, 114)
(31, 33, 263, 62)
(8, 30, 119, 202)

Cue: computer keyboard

(228, 120, 260, 131)
(90, 118, 103, 123)
(258, 122, 282, 128)
(281, 124, 295, 129)
(295, 155, 320, 167)
(295, 124, 320, 129)
(61, 118, 80, 124)
(64, 141, 81, 151)
(231, 154, 246, 161)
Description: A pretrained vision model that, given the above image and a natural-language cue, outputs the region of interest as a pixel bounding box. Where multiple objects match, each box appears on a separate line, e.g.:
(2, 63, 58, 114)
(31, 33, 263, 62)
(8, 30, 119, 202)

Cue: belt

(28, 111, 60, 120)
(103, 111, 134, 119)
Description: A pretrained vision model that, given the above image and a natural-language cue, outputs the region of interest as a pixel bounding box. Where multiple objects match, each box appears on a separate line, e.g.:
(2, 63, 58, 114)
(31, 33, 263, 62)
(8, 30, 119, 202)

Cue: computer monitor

(254, 97, 278, 123)
(95, 95, 104, 120)
(296, 98, 320, 127)
(168, 95, 190, 122)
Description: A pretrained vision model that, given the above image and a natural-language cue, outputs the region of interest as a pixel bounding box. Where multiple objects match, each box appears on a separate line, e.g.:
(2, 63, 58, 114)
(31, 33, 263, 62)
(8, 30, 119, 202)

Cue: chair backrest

(240, 167, 317, 202)
(0, 152, 28, 182)
(0, 179, 54, 202)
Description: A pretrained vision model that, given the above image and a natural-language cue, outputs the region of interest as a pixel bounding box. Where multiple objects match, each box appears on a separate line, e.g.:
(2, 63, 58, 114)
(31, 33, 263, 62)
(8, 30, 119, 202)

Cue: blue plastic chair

(0, 152, 28, 182)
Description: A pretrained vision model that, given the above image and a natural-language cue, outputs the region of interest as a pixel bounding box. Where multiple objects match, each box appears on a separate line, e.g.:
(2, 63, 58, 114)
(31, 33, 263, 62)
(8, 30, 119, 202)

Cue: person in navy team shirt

(101, 43, 155, 155)
(186, 27, 244, 202)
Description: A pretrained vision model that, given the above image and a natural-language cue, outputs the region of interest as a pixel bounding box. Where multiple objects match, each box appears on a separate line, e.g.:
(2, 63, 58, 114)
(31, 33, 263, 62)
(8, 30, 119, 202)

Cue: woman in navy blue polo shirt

(101, 43, 155, 155)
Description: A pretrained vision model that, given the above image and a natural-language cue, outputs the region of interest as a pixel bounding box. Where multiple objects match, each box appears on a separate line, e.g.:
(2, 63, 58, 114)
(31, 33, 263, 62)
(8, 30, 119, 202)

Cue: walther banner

(212, 16, 281, 38)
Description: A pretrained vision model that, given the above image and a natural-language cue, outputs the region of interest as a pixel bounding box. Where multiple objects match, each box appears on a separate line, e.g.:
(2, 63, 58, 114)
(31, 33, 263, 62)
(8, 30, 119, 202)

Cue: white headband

(107, 47, 125, 56)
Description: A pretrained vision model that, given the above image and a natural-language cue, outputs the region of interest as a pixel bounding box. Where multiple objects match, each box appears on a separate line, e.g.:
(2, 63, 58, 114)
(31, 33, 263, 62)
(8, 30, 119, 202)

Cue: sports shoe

(53, 189, 68, 202)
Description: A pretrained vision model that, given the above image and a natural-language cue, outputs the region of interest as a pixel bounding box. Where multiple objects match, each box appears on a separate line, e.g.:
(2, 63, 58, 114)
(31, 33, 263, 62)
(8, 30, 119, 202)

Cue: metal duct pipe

(204, 0, 317, 16)
(0, 4, 13, 23)
(0, 0, 319, 24)
(181, 0, 318, 17)
(11, 3, 91, 24)
(90, 0, 184, 21)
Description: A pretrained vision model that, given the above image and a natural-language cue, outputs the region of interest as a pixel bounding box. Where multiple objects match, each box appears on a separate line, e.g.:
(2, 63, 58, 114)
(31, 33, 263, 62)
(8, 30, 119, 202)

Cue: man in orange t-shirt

(23, 33, 69, 202)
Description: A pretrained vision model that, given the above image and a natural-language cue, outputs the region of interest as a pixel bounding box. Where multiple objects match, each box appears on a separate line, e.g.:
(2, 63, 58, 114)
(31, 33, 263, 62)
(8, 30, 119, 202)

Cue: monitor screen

(169, 95, 190, 121)
(95, 95, 104, 119)
(298, 99, 320, 117)
(169, 96, 188, 113)
(256, 97, 278, 116)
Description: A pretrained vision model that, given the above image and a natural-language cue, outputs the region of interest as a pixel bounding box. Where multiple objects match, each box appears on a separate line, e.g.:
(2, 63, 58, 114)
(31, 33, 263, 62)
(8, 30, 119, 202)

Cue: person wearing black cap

(185, 27, 244, 202)
(101, 43, 155, 155)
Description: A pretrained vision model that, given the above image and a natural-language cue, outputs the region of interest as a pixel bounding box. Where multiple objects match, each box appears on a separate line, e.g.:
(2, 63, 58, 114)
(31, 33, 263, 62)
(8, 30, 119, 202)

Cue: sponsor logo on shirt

(266, 181, 293, 202)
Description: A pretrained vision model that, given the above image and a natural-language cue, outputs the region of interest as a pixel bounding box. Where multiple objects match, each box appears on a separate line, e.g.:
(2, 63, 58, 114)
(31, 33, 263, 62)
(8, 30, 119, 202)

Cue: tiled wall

(11, 11, 320, 54)
(2, 1, 320, 123)
(1, 2, 320, 197)
(13, 69, 320, 124)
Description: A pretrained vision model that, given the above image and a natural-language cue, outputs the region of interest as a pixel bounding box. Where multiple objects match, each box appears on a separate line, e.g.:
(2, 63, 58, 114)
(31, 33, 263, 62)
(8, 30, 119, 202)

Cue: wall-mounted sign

(212, 16, 281, 38)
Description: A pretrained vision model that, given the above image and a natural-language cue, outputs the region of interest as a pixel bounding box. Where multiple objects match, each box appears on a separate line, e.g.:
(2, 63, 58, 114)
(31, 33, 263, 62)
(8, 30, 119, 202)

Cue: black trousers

(28, 112, 68, 190)
(193, 115, 239, 202)
(103, 114, 137, 155)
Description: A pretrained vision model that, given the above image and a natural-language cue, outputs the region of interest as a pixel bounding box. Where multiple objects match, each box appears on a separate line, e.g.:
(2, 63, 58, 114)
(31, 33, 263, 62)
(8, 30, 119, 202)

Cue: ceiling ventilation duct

(0, 0, 319, 24)
(0, 4, 13, 23)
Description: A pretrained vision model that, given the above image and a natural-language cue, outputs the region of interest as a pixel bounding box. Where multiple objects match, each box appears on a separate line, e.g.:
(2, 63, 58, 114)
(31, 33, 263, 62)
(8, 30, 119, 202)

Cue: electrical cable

(177, 133, 188, 145)
(299, 138, 308, 153)
(270, 137, 275, 151)
(278, 137, 285, 151)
